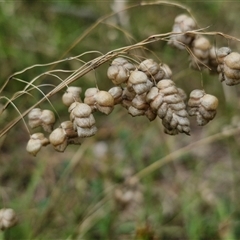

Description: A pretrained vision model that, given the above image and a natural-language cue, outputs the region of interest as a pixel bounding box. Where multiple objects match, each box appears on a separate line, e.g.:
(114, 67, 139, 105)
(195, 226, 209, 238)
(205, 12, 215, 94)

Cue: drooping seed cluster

(187, 90, 219, 126)
(217, 47, 240, 85)
(168, 14, 197, 50)
(169, 14, 240, 87)
(106, 57, 219, 135)
(26, 132, 49, 156)
(169, 14, 219, 72)
(146, 80, 190, 135)
(25, 55, 221, 156)
(28, 108, 55, 132)
(25, 54, 222, 156)
(49, 121, 81, 152)
(0, 208, 18, 231)
(25, 10, 240, 156)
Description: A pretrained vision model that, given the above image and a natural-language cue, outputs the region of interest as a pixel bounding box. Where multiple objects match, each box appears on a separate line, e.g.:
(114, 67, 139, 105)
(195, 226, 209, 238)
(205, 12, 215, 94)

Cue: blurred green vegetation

(1, 1, 240, 239)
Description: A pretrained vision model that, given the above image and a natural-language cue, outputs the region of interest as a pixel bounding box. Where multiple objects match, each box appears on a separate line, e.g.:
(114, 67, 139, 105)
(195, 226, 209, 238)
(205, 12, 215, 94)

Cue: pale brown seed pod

(139, 59, 173, 83)
(28, 108, 42, 129)
(69, 102, 92, 118)
(157, 79, 175, 90)
(145, 108, 157, 121)
(62, 86, 82, 107)
(112, 57, 135, 70)
(158, 63, 172, 80)
(128, 93, 148, 117)
(61, 121, 82, 145)
(121, 87, 136, 109)
(146, 87, 163, 112)
(217, 50, 240, 85)
(107, 57, 135, 85)
(76, 125, 97, 138)
(138, 59, 160, 76)
(60, 121, 78, 138)
(174, 14, 196, 32)
(188, 90, 218, 126)
(94, 90, 114, 115)
(156, 79, 190, 135)
(108, 86, 123, 105)
(168, 14, 196, 50)
(187, 89, 205, 116)
(190, 36, 211, 70)
(217, 47, 232, 64)
(74, 115, 95, 128)
(188, 89, 205, 107)
(192, 36, 211, 59)
(84, 88, 99, 111)
(26, 133, 49, 156)
(68, 102, 97, 138)
(224, 52, 240, 70)
(200, 94, 219, 111)
(49, 121, 82, 152)
(128, 70, 153, 95)
(40, 109, 56, 132)
(222, 52, 240, 85)
(217, 47, 232, 82)
(107, 65, 129, 85)
(49, 128, 68, 152)
(0, 208, 18, 230)
(131, 94, 149, 110)
(28, 108, 55, 132)
(224, 66, 240, 80)
(128, 106, 145, 117)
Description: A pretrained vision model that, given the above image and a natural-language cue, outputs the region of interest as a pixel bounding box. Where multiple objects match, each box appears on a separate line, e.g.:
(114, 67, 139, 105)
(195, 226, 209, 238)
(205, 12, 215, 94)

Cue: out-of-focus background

(1, 1, 240, 239)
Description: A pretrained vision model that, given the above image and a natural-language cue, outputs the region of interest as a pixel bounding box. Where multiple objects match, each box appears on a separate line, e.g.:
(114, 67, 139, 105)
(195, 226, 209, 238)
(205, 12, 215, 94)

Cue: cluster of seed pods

(107, 57, 219, 134)
(169, 14, 219, 72)
(26, 11, 240, 156)
(216, 47, 240, 85)
(25, 55, 221, 156)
